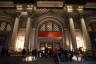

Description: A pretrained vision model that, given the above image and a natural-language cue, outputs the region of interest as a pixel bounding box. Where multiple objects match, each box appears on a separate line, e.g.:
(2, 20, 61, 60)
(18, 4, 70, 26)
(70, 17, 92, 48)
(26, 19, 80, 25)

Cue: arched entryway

(36, 15, 65, 52)
(38, 21, 63, 51)
(87, 17, 96, 51)
(0, 16, 12, 50)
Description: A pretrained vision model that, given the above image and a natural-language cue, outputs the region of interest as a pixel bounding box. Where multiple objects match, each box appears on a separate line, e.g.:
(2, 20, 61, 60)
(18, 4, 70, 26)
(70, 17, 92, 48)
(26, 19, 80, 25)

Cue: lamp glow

(67, 5, 73, 12)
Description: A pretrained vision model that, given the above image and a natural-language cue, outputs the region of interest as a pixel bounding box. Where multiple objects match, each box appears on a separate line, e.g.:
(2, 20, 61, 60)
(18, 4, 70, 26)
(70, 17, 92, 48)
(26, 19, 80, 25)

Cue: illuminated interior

(66, 32, 86, 51)
(76, 32, 86, 51)
(15, 30, 25, 52)
(15, 35, 25, 52)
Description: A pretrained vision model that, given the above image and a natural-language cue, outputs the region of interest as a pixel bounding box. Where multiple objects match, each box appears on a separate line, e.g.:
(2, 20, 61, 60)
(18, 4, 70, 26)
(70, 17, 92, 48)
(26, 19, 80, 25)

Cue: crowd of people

(0, 47, 84, 64)
(29, 47, 84, 64)
(52, 47, 84, 64)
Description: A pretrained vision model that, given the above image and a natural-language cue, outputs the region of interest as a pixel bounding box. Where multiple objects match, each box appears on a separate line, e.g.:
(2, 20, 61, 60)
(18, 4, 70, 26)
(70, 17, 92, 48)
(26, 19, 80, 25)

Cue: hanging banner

(38, 32, 62, 37)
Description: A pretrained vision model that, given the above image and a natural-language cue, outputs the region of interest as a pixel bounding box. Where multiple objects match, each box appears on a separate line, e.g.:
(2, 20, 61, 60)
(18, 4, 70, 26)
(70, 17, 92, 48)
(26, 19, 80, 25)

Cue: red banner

(38, 32, 62, 37)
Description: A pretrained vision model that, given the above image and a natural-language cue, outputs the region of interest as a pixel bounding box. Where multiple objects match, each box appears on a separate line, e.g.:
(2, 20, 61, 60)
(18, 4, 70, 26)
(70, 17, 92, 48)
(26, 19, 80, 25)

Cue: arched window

(39, 21, 62, 32)
(40, 24, 46, 31)
(6, 24, 11, 31)
(0, 22, 6, 31)
(88, 22, 96, 32)
(0, 22, 12, 31)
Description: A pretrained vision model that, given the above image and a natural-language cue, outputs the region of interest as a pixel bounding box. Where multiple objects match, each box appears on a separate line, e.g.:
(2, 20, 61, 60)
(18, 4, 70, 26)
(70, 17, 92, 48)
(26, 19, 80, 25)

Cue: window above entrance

(39, 21, 62, 32)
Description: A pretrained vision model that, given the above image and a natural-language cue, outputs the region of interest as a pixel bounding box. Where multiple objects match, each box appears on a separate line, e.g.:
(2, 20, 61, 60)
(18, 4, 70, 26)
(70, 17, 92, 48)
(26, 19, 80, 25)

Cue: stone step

(19, 57, 55, 64)
(59, 61, 96, 64)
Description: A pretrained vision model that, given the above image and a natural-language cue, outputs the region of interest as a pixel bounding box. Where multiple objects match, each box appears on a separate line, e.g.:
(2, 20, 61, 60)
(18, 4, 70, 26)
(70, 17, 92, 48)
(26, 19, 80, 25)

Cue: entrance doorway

(38, 21, 63, 53)
(40, 42, 60, 53)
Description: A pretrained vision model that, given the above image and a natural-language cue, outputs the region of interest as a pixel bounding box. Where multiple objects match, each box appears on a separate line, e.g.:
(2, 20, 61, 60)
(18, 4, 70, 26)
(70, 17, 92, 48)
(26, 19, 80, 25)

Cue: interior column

(69, 17, 77, 50)
(24, 17, 31, 50)
(62, 29, 67, 49)
(29, 28, 36, 50)
(10, 16, 20, 50)
(80, 17, 92, 49)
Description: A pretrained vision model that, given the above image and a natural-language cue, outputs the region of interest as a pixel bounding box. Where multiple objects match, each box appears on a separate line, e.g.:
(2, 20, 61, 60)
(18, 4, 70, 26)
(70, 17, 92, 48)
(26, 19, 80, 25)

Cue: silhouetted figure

(6, 48, 10, 56)
(79, 47, 84, 61)
(68, 51, 74, 61)
(75, 49, 80, 61)
(45, 48, 48, 57)
(1, 48, 6, 56)
(38, 50, 42, 57)
(49, 49, 53, 57)
(53, 48, 61, 64)
(22, 49, 26, 56)
(32, 49, 37, 60)
(63, 50, 69, 61)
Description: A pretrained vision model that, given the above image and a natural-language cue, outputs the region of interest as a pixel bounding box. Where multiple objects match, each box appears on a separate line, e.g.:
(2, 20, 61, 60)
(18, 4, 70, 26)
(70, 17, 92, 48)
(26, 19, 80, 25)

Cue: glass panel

(0, 22, 6, 31)
(46, 22, 52, 31)
(53, 24, 59, 31)
(39, 21, 62, 32)
(40, 24, 46, 31)
(6, 24, 11, 31)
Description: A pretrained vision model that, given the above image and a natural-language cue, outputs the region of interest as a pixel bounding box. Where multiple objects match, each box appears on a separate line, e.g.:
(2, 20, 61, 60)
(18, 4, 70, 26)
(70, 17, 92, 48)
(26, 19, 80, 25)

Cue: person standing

(32, 49, 37, 60)
(21, 48, 26, 56)
(75, 49, 80, 61)
(79, 47, 84, 62)
(45, 48, 48, 57)
(53, 48, 61, 64)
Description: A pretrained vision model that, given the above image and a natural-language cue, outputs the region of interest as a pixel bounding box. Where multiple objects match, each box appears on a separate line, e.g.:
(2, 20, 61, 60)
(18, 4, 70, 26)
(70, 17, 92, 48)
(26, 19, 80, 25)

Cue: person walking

(53, 48, 61, 64)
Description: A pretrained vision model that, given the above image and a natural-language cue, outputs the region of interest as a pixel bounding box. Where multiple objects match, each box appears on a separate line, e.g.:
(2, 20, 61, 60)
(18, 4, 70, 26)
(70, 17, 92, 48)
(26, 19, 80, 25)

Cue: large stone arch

(0, 15, 14, 28)
(86, 16, 96, 31)
(85, 16, 96, 51)
(0, 16, 13, 49)
(36, 13, 65, 28)
(33, 14, 67, 50)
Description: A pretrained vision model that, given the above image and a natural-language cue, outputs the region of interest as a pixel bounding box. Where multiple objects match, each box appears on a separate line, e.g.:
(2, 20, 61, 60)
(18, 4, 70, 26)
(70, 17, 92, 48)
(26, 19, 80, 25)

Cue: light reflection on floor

(23, 55, 82, 62)
(72, 55, 82, 61)
(22, 56, 33, 62)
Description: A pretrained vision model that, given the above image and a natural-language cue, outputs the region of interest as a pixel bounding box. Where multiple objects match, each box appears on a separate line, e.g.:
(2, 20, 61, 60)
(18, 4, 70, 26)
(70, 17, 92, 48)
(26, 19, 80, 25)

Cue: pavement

(0, 56, 96, 64)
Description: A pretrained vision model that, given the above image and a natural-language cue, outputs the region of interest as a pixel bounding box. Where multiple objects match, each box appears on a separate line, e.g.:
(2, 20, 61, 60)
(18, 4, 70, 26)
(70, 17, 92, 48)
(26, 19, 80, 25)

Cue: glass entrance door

(40, 42, 60, 52)
(53, 42, 60, 50)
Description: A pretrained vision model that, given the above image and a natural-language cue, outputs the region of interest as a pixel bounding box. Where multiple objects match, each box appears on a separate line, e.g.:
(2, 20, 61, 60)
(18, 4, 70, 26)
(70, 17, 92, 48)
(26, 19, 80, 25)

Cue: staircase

(19, 57, 55, 64)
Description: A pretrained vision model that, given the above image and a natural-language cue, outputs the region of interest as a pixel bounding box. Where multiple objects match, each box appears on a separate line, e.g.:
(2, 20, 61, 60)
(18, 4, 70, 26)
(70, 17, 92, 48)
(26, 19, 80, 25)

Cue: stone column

(10, 16, 20, 50)
(29, 28, 36, 51)
(69, 17, 77, 50)
(24, 17, 31, 50)
(80, 17, 91, 49)
(62, 29, 67, 49)
(35, 29, 39, 50)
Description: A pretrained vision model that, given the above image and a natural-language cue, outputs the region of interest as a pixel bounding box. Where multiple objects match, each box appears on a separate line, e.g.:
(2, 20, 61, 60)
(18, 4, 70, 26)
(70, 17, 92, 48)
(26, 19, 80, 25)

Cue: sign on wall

(38, 32, 62, 37)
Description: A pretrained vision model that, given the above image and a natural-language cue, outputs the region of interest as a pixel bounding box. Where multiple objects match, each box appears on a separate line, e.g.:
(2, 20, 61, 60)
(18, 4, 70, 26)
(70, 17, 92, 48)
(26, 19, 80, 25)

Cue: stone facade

(0, 6, 96, 52)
